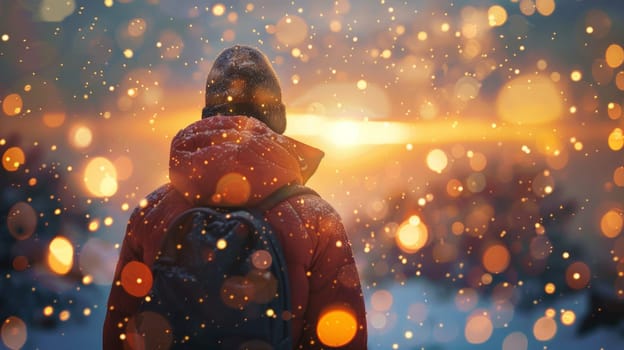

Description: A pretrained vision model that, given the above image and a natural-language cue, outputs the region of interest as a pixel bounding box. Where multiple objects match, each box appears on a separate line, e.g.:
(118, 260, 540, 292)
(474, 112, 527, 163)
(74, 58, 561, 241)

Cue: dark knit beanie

(202, 45, 286, 134)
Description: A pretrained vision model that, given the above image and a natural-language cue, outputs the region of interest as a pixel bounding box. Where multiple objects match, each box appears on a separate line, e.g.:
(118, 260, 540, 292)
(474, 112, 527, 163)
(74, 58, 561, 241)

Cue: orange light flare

(395, 215, 429, 254)
(565, 261, 591, 290)
(285, 114, 615, 152)
(464, 311, 494, 344)
(316, 306, 359, 348)
(47, 236, 74, 275)
(533, 312, 557, 341)
(120, 261, 153, 297)
(482, 244, 511, 274)
(2, 106, 616, 163)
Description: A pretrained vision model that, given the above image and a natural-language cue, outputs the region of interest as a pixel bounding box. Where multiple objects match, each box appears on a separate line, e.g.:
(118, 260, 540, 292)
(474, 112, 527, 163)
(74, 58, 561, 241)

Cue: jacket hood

(203, 45, 286, 134)
(169, 115, 324, 207)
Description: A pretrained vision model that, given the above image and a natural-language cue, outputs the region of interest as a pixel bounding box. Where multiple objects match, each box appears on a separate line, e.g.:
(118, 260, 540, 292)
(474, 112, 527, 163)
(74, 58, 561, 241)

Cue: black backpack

(133, 184, 317, 349)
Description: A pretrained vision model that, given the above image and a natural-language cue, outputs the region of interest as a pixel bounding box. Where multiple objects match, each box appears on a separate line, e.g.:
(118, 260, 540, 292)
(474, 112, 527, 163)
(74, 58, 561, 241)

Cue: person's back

(103, 45, 367, 349)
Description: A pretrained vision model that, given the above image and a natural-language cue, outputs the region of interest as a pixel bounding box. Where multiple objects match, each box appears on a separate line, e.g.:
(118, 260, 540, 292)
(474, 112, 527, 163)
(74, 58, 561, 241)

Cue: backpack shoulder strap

(255, 184, 318, 213)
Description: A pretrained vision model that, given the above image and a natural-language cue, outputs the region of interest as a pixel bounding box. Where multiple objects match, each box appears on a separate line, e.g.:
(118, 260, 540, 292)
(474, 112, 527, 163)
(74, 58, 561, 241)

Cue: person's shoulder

(287, 187, 341, 218)
(128, 183, 177, 219)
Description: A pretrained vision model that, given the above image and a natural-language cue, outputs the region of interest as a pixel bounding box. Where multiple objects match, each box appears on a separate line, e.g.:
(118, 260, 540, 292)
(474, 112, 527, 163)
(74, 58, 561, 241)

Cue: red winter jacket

(103, 115, 367, 349)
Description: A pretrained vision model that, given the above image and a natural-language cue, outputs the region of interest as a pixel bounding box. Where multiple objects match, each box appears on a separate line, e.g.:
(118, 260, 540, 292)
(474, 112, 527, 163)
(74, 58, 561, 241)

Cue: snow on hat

(202, 45, 286, 134)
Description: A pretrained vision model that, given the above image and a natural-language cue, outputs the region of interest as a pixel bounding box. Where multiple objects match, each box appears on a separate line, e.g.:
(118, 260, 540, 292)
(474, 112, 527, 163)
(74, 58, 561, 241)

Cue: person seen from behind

(103, 45, 368, 349)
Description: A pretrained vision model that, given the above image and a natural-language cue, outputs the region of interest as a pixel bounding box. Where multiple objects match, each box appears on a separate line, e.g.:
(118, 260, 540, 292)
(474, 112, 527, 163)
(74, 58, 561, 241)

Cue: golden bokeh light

(560, 310, 576, 326)
(127, 17, 147, 37)
(536, 0, 556, 16)
(59, 310, 70, 322)
(1, 316, 27, 350)
(584, 10, 612, 38)
(455, 76, 481, 101)
(88, 219, 99, 232)
(42, 112, 66, 128)
(38, 0, 76, 22)
(212, 3, 226, 16)
(533, 315, 557, 341)
(482, 244, 510, 274)
(600, 209, 623, 238)
(83, 156, 118, 197)
(519, 0, 536, 16)
(157, 30, 184, 61)
(468, 152, 487, 172)
(608, 128, 623, 151)
(446, 178, 464, 197)
(70, 125, 93, 149)
(464, 313, 493, 344)
(496, 75, 563, 125)
(274, 15, 308, 46)
(82, 275, 93, 285)
(2, 147, 25, 172)
(120, 261, 153, 298)
(2, 93, 23, 116)
(316, 307, 358, 348)
(451, 221, 465, 235)
(565, 261, 590, 290)
(426, 148, 448, 174)
(214, 172, 251, 205)
(608, 102, 622, 120)
(532, 170, 555, 197)
(570, 70, 583, 82)
(395, 215, 429, 254)
(216, 238, 227, 250)
(544, 282, 556, 294)
(487, 5, 508, 27)
(605, 44, 624, 68)
(47, 236, 74, 275)
(43, 306, 54, 317)
(123, 49, 134, 60)
(329, 20, 342, 32)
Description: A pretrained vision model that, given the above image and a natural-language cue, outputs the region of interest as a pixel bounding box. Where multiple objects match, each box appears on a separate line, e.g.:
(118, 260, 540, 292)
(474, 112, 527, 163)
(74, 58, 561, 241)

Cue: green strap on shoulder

(255, 184, 318, 213)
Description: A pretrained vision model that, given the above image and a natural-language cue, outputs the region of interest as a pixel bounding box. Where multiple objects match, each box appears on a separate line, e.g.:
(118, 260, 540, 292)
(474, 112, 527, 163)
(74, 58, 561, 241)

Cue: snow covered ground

(21, 280, 623, 350)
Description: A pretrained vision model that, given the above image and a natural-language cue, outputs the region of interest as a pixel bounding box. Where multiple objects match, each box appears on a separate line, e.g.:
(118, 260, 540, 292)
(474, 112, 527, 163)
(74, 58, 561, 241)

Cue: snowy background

(2, 0, 624, 349)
